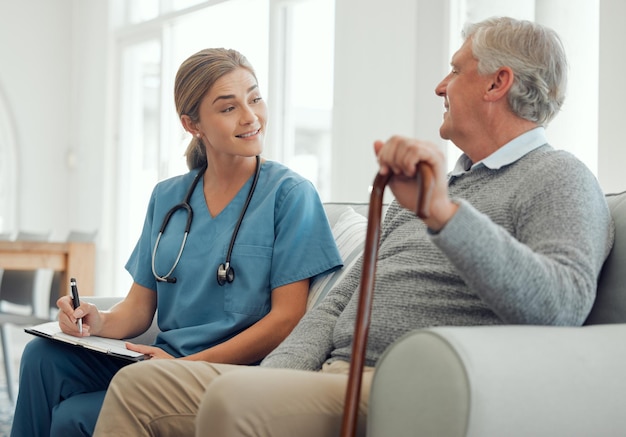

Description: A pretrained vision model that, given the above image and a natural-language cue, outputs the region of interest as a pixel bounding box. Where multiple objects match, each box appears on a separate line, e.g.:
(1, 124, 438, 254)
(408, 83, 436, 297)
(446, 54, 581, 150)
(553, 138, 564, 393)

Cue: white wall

(67, 1, 109, 235)
(598, 0, 626, 194)
(536, 0, 599, 178)
(331, 0, 417, 202)
(0, 0, 72, 237)
(67, 0, 113, 294)
(0, 0, 109, 293)
(331, 0, 449, 202)
(0, 0, 108, 236)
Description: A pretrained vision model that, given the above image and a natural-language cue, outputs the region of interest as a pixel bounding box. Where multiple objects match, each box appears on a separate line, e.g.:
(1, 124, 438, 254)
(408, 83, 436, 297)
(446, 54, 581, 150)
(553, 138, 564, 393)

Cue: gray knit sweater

(261, 145, 614, 370)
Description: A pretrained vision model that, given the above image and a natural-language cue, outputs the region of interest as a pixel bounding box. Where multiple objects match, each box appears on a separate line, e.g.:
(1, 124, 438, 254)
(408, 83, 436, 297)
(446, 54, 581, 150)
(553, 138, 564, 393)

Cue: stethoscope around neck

(151, 155, 261, 286)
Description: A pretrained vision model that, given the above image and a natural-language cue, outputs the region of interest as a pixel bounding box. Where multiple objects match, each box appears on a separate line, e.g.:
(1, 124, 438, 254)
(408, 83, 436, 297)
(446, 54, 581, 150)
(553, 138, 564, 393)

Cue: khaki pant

(93, 359, 373, 437)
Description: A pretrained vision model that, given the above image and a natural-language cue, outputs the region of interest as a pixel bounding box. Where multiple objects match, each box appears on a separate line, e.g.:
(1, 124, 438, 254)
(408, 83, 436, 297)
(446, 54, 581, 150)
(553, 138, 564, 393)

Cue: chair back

(0, 233, 13, 284)
(67, 230, 98, 242)
(0, 231, 52, 311)
(15, 231, 52, 242)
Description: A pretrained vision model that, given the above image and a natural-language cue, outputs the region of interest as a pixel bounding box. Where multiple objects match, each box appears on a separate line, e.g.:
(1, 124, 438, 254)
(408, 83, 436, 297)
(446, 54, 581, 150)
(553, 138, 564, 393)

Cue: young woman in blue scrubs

(10, 48, 342, 437)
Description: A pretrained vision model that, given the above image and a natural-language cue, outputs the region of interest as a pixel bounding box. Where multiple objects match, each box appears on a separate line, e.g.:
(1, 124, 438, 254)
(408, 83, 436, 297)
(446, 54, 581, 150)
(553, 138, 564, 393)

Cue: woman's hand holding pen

(56, 295, 102, 337)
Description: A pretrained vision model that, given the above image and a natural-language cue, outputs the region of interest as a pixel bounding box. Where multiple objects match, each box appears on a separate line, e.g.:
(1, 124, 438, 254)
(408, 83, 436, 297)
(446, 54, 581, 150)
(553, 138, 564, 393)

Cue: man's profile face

(436, 39, 490, 145)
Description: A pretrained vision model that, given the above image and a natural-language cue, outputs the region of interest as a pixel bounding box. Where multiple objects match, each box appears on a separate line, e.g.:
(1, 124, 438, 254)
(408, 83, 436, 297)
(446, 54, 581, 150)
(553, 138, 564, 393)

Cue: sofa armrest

(369, 324, 626, 437)
(82, 296, 160, 345)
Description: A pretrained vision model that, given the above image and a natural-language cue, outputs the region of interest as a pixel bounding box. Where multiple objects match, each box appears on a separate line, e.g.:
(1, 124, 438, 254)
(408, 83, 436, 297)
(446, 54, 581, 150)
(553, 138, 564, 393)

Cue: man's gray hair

(463, 17, 568, 126)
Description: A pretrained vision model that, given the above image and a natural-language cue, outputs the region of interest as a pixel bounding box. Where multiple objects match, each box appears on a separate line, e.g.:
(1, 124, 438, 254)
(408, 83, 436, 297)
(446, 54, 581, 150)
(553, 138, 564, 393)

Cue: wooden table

(0, 241, 95, 298)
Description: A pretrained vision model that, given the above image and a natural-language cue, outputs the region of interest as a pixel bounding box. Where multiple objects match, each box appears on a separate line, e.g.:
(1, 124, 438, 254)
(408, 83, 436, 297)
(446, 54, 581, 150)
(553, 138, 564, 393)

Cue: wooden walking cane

(339, 162, 435, 437)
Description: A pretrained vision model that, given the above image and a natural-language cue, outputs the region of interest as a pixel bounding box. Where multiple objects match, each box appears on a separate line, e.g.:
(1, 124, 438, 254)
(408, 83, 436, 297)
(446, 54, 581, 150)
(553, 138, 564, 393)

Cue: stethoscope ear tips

(217, 263, 235, 286)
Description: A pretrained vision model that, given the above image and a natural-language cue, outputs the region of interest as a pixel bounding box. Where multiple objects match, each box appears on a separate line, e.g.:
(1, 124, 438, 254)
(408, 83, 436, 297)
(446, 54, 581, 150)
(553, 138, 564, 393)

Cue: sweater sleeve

(431, 154, 614, 325)
(260, 257, 362, 370)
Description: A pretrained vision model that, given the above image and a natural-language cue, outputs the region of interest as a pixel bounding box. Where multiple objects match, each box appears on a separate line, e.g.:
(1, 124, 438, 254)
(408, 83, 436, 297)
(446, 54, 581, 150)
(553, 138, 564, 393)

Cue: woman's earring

(196, 133, 201, 138)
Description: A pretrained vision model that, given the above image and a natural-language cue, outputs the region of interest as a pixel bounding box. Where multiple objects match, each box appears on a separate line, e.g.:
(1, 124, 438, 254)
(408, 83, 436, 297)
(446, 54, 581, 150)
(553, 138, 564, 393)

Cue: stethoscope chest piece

(217, 262, 235, 285)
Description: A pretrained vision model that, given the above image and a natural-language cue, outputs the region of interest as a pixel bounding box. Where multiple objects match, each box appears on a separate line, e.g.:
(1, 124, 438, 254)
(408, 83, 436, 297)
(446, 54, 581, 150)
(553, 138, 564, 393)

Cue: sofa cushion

(322, 202, 370, 227)
(307, 206, 368, 309)
(585, 191, 626, 324)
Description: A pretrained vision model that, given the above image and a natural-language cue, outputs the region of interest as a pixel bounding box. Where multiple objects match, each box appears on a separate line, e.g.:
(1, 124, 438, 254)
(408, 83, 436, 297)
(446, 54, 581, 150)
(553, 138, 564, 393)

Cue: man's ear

(484, 66, 514, 102)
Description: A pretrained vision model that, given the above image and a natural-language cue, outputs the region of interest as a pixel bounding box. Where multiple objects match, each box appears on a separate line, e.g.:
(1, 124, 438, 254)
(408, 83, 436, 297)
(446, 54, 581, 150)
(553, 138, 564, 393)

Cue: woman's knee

(20, 337, 69, 375)
(50, 391, 106, 437)
(22, 337, 53, 362)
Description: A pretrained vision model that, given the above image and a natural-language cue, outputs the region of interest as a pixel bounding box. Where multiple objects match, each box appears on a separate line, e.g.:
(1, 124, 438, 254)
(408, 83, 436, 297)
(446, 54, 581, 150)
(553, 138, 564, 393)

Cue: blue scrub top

(125, 160, 342, 357)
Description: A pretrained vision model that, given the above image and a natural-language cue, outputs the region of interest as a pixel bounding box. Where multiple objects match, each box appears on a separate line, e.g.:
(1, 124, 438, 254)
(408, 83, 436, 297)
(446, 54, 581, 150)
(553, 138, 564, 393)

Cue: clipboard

(25, 321, 148, 362)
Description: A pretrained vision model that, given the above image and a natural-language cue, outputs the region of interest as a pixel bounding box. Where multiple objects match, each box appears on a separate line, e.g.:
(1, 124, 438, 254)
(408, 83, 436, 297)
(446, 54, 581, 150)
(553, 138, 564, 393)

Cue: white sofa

(369, 191, 626, 437)
(89, 194, 626, 436)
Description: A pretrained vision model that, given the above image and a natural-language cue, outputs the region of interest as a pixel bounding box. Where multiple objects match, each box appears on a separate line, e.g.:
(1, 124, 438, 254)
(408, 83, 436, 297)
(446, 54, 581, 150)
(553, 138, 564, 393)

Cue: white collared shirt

(450, 127, 548, 177)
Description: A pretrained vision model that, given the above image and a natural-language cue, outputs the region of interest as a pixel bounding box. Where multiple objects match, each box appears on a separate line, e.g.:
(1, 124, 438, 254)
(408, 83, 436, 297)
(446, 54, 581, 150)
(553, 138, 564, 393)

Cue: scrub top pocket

(223, 244, 273, 316)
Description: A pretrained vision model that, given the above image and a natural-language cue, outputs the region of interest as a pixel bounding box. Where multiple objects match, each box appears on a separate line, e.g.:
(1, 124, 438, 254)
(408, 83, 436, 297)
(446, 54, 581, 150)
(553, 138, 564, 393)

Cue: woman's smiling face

(194, 67, 267, 158)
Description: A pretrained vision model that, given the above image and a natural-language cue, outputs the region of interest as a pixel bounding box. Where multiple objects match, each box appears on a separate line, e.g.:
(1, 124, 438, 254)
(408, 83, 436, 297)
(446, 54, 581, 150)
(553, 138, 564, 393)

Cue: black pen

(70, 277, 82, 334)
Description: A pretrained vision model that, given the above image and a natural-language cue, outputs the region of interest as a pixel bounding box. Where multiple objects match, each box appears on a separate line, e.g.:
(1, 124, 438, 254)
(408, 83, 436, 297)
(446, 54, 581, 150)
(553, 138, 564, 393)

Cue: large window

(111, 0, 335, 292)
(268, 0, 335, 199)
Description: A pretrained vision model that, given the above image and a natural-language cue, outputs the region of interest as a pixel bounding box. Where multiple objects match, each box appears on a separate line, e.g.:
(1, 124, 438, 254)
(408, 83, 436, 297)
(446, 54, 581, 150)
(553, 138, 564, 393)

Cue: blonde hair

(174, 48, 257, 169)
